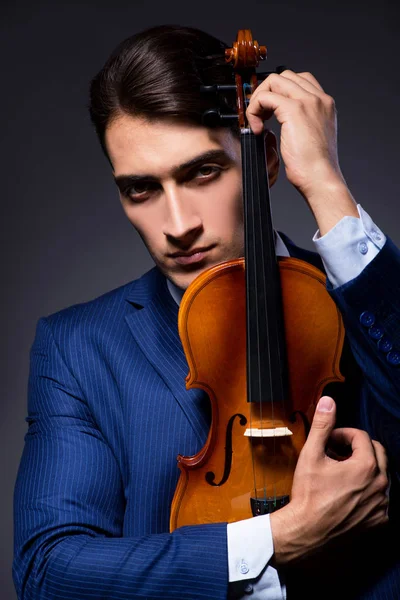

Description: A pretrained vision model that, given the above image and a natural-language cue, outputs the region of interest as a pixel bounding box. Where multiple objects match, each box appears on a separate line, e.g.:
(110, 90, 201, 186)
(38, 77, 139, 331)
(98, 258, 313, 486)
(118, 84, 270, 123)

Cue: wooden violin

(170, 29, 345, 530)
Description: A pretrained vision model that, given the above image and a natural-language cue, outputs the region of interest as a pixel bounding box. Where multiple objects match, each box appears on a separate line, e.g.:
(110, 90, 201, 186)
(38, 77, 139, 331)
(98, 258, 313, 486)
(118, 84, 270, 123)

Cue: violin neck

(241, 129, 288, 404)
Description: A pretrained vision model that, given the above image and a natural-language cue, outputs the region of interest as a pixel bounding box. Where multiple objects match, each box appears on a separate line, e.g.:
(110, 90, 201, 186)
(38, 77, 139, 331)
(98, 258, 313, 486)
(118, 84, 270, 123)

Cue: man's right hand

(270, 396, 389, 565)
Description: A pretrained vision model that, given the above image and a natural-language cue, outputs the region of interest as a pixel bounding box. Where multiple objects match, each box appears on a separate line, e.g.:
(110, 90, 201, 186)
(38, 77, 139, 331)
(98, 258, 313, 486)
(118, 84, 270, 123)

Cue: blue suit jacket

(13, 236, 400, 599)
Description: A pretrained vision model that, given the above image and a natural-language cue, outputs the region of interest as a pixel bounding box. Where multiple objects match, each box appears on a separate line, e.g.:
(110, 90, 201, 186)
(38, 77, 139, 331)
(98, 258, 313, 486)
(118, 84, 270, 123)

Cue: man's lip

(169, 246, 215, 266)
(168, 245, 214, 258)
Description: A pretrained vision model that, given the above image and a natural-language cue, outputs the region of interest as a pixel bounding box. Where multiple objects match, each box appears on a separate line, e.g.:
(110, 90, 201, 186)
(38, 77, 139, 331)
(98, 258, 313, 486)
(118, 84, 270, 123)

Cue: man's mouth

(169, 245, 215, 266)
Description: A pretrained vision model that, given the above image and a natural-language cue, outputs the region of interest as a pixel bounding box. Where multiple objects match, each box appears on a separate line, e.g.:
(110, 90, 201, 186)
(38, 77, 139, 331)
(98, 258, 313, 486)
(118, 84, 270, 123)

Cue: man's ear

(264, 129, 280, 187)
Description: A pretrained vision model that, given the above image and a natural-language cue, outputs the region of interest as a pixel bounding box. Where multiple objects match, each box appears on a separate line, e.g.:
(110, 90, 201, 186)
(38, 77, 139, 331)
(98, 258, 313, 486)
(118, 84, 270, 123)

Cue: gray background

(2, 1, 399, 597)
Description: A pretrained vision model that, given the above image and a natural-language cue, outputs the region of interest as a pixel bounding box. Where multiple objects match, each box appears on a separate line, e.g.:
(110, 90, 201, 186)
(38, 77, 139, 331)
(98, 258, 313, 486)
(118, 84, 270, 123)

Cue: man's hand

(270, 396, 389, 565)
(246, 70, 359, 235)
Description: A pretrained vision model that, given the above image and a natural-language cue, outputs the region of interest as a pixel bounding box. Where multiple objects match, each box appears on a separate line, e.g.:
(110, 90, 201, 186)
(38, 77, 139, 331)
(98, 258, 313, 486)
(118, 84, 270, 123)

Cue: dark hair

(88, 24, 238, 160)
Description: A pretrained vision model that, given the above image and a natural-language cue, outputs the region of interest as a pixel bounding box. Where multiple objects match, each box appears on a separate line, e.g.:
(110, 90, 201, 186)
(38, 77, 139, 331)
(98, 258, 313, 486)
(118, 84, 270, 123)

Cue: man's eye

(195, 165, 221, 179)
(124, 182, 157, 201)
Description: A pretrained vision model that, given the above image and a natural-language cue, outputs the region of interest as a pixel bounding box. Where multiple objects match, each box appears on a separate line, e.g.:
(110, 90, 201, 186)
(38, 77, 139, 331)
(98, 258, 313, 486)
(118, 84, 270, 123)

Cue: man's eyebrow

(174, 149, 231, 173)
(113, 149, 231, 190)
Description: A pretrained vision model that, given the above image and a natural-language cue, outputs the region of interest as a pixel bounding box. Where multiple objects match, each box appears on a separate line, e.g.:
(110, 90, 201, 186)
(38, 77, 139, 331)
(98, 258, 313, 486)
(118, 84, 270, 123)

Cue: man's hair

(88, 24, 238, 161)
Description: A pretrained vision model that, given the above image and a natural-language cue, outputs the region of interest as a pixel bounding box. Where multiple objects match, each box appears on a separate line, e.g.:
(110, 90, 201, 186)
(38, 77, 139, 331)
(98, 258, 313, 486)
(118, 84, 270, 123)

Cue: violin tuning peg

(200, 85, 237, 94)
(202, 109, 238, 127)
(202, 109, 223, 127)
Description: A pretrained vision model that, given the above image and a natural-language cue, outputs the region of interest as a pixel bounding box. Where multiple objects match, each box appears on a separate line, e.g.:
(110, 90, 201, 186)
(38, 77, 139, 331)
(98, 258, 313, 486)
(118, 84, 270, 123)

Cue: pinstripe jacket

(13, 235, 400, 599)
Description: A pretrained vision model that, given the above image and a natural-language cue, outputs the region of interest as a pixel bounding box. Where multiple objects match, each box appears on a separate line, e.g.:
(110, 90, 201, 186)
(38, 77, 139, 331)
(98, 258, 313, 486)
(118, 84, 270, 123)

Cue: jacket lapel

(123, 235, 320, 446)
(124, 268, 210, 445)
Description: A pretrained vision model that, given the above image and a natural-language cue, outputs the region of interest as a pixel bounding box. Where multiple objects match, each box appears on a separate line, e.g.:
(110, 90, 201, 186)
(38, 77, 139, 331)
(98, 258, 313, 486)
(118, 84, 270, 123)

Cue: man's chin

(160, 255, 244, 291)
(166, 271, 201, 292)
(162, 265, 211, 292)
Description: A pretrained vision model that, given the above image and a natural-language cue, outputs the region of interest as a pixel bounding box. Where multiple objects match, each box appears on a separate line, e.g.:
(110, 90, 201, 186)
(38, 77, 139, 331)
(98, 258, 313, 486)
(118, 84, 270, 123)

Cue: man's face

(106, 114, 244, 290)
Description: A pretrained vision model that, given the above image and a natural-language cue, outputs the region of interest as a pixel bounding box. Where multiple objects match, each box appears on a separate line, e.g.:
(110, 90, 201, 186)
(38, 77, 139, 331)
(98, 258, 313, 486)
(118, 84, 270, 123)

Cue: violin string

(246, 125, 275, 506)
(266, 132, 281, 507)
(245, 82, 281, 510)
(243, 87, 260, 503)
(243, 126, 258, 502)
(264, 131, 278, 506)
(267, 141, 279, 509)
(251, 131, 270, 506)
(267, 148, 278, 509)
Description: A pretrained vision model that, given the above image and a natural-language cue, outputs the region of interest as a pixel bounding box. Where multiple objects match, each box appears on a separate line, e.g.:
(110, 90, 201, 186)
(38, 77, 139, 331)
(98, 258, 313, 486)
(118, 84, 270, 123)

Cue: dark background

(2, 1, 399, 597)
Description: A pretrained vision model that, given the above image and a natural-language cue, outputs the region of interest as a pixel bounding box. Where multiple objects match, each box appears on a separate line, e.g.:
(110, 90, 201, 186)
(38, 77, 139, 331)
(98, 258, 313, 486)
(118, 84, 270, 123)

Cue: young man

(13, 25, 400, 599)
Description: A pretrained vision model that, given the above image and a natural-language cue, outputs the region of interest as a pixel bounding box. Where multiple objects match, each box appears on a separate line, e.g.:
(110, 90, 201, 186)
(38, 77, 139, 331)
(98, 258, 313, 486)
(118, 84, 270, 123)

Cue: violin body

(170, 256, 345, 530)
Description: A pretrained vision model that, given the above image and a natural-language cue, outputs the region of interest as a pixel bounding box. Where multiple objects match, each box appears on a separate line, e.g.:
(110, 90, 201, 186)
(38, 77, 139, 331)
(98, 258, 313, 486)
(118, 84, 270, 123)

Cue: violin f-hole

(205, 413, 247, 487)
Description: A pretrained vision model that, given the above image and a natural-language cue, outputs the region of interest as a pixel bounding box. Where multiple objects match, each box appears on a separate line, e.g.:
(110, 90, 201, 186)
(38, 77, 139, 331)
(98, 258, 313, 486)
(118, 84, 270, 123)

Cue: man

(13, 25, 400, 599)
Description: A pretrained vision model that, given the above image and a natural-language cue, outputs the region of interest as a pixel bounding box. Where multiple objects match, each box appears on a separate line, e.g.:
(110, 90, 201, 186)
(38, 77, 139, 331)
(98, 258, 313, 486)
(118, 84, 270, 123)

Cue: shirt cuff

(312, 204, 386, 289)
(227, 514, 274, 581)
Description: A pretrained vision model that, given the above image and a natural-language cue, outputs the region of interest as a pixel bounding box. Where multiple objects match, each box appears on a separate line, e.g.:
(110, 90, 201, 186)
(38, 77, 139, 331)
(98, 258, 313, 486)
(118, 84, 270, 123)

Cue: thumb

(303, 396, 336, 459)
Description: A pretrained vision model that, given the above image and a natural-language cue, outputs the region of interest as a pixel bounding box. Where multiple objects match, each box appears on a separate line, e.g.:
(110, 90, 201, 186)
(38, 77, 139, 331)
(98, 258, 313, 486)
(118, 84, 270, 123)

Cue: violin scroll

(225, 29, 267, 69)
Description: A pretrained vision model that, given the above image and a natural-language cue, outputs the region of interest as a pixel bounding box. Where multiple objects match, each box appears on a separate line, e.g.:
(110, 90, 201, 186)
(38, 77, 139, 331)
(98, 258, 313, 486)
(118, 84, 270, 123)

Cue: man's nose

(162, 187, 203, 242)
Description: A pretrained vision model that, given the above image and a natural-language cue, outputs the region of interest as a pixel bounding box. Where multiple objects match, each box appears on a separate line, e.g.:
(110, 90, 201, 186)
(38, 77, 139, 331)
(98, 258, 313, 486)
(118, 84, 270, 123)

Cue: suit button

(360, 311, 375, 327)
(368, 326, 384, 340)
(377, 337, 393, 353)
(387, 351, 400, 366)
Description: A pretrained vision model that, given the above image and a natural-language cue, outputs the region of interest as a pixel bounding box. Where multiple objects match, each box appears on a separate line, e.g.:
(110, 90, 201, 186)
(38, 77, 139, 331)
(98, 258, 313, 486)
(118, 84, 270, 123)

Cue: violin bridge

(244, 427, 293, 437)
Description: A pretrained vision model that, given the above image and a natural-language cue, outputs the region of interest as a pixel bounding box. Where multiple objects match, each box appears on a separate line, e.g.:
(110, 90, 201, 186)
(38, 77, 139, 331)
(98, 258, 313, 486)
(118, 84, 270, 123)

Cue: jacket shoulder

(41, 267, 160, 334)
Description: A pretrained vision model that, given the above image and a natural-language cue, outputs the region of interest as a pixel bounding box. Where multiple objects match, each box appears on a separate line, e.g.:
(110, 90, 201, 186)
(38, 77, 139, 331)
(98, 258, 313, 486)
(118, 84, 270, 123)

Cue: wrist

(270, 503, 308, 566)
(304, 178, 359, 237)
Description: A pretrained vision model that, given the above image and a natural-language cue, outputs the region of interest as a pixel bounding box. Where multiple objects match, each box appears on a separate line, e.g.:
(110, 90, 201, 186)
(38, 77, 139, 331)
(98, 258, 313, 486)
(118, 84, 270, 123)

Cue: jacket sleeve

(13, 317, 228, 600)
(327, 236, 400, 477)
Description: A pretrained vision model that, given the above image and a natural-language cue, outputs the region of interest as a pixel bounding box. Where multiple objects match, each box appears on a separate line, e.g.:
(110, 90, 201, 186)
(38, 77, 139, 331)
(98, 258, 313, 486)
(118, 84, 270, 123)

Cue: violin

(170, 29, 345, 530)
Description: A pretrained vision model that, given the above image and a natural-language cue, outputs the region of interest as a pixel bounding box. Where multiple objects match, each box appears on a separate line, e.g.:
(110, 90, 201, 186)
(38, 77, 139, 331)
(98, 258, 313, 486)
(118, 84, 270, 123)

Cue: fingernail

(317, 396, 334, 412)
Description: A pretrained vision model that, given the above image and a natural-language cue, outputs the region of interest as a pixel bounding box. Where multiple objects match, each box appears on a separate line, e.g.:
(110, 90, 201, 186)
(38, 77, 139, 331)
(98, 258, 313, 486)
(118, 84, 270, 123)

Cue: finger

(297, 71, 325, 92)
(279, 69, 325, 95)
(371, 439, 388, 475)
(301, 396, 337, 460)
(358, 504, 389, 530)
(246, 91, 296, 134)
(330, 427, 376, 461)
(374, 447, 391, 503)
(248, 72, 319, 133)
(325, 437, 352, 461)
(252, 71, 316, 104)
